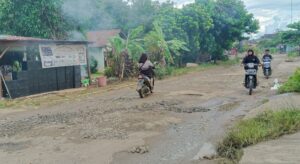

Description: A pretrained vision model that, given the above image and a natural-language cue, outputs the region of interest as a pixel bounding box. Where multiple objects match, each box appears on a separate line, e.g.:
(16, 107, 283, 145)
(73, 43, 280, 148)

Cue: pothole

(139, 100, 211, 113)
(0, 141, 31, 152)
(168, 90, 204, 97)
(218, 101, 241, 111)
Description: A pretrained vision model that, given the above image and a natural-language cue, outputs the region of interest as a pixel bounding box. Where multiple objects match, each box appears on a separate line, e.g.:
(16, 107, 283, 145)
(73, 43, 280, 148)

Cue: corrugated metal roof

(0, 35, 49, 41)
(87, 29, 121, 48)
(0, 35, 90, 45)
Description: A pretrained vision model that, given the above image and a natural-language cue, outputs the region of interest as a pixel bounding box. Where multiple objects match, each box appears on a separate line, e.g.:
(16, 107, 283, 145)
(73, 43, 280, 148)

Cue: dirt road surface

(0, 55, 298, 164)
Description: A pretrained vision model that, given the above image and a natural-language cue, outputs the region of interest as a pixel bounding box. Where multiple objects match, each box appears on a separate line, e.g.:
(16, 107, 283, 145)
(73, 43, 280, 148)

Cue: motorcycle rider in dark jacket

(138, 53, 155, 78)
(242, 49, 261, 86)
(262, 49, 273, 61)
(138, 53, 155, 89)
(262, 49, 273, 74)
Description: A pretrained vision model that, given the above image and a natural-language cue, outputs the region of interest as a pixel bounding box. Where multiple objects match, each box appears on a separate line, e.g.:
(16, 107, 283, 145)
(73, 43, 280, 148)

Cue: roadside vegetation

(279, 68, 300, 93)
(0, 0, 259, 80)
(0, 57, 241, 109)
(257, 21, 300, 57)
(288, 51, 300, 58)
(218, 109, 300, 162)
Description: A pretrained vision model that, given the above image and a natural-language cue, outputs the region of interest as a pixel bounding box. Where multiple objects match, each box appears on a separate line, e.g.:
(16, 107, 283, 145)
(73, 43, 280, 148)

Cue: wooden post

(0, 47, 10, 59)
(0, 47, 9, 98)
(0, 72, 11, 99)
(86, 44, 92, 85)
(0, 75, 2, 99)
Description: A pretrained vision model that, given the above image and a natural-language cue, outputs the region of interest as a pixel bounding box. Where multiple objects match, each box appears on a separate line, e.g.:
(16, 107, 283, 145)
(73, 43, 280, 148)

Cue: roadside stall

(0, 35, 91, 99)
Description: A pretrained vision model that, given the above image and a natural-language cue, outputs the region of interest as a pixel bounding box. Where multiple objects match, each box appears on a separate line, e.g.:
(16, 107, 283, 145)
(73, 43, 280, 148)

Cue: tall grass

(279, 68, 300, 93)
(288, 51, 299, 58)
(218, 109, 300, 162)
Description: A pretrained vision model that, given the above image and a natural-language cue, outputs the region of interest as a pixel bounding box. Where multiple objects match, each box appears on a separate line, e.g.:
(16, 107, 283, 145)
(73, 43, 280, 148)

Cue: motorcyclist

(242, 49, 261, 86)
(262, 49, 273, 60)
(138, 53, 155, 89)
(262, 49, 273, 75)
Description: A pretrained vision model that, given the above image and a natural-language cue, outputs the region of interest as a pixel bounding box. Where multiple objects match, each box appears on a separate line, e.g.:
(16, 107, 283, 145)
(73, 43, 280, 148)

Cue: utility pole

(291, 0, 293, 24)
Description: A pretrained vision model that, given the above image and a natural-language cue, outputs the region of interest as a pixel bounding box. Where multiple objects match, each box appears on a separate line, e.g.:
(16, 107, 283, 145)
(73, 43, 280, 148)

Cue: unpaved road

(0, 55, 299, 164)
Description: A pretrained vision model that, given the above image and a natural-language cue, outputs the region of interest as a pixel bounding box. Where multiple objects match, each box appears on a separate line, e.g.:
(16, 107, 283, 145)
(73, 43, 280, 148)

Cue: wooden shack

(0, 35, 91, 98)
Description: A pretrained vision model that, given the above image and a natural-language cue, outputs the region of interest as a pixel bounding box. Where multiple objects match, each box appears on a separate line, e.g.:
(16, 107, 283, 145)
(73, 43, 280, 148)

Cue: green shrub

(279, 68, 300, 93)
(154, 66, 175, 79)
(269, 47, 278, 54)
(12, 61, 21, 72)
(104, 67, 114, 78)
(90, 57, 98, 74)
(218, 109, 300, 162)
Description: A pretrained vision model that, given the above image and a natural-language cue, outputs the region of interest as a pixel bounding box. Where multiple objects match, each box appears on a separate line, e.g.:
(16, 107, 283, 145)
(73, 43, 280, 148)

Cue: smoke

(62, 0, 119, 40)
(68, 31, 86, 41)
(62, 0, 98, 24)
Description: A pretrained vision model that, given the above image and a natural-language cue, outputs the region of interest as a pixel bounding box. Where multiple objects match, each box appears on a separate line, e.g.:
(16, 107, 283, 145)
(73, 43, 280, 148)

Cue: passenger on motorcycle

(138, 53, 155, 88)
(242, 49, 261, 86)
(262, 49, 273, 74)
(263, 49, 273, 61)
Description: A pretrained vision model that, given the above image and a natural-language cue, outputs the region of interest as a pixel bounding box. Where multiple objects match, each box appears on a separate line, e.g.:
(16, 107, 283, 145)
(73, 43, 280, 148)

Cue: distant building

(261, 34, 277, 40)
(87, 29, 121, 72)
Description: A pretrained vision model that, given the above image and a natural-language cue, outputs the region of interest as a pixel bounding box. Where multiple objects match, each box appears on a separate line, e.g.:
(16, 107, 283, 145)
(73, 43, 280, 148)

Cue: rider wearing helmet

(242, 49, 261, 86)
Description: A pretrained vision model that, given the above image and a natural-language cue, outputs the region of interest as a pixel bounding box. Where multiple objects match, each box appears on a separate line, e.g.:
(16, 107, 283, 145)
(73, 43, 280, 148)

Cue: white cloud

(243, 0, 300, 34)
(160, 0, 300, 35)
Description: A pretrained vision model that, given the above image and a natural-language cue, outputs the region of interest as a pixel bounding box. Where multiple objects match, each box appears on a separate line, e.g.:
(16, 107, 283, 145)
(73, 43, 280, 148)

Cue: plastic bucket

(97, 76, 107, 87)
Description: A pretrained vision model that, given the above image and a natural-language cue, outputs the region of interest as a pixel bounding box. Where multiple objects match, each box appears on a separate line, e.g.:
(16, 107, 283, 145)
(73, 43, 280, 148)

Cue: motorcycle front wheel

(249, 79, 253, 95)
(138, 89, 145, 98)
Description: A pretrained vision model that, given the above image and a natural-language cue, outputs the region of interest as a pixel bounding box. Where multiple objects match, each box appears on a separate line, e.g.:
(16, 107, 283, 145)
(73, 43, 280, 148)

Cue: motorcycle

(136, 74, 154, 98)
(262, 58, 272, 79)
(244, 63, 259, 95)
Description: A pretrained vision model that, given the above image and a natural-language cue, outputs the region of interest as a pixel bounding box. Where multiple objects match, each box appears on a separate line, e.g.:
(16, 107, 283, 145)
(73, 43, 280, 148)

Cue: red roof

(87, 29, 121, 48)
(0, 35, 49, 41)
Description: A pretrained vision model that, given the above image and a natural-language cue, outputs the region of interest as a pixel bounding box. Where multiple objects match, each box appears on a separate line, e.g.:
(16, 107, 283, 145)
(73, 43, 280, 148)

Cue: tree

(282, 21, 300, 46)
(106, 26, 145, 79)
(258, 33, 283, 49)
(0, 0, 72, 39)
(107, 36, 127, 78)
(196, 0, 259, 61)
(144, 22, 189, 65)
(179, 4, 213, 62)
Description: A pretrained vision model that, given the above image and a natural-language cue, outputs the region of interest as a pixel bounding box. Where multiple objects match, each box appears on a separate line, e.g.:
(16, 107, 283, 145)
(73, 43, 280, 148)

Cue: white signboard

(39, 44, 87, 68)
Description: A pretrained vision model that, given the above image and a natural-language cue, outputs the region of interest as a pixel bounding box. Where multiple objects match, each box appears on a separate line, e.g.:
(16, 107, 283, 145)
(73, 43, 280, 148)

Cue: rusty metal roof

(0, 35, 49, 41)
(0, 35, 90, 45)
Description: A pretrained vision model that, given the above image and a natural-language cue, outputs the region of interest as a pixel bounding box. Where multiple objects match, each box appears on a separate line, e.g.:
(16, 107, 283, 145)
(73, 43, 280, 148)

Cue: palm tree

(107, 26, 145, 79)
(144, 21, 189, 66)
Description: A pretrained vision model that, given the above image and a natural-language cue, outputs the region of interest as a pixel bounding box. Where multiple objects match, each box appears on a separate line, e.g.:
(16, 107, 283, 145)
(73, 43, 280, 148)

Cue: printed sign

(39, 44, 87, 68)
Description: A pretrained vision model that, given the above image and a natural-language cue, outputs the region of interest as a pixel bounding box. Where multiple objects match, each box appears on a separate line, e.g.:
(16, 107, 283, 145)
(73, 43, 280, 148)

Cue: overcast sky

(162, 0, 300, 36)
